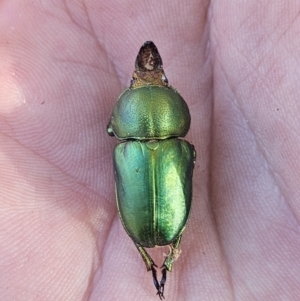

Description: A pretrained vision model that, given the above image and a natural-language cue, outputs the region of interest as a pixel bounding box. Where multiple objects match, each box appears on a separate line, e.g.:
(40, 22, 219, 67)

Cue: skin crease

(1, 0, 300, 300)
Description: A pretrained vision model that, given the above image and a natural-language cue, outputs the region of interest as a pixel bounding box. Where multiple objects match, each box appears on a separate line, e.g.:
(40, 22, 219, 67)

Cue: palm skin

(1, 1, 300, 300)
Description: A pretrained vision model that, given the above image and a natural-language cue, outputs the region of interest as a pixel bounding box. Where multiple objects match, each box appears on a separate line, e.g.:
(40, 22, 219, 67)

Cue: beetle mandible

(107, 41, 196, 299)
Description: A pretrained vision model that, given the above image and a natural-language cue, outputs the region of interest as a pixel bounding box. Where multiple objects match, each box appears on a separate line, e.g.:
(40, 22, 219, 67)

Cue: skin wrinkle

(63, 0, 123, 89)
(49, 2, 113, 77)
(281, 13, 300, 39)
(63, 0, 95, 36)
(276, 42, 300, 74)
(209, 37, 236, 301)
(85, 216, 116, 301)
(92, 212, 120, 296)
(216, 46, 300, 227)
(217, 61, 274, 183)
(209, 119, 236, 301)
(259, 211, 300, 237)
(80, 211, 119, 301)
(219, 44, 280, 105)
(201, 3, 236, 300)
(213, 8, 284, 91)
(214, 54, 300, 299)
(209, 146, 236, 301)
(76, 2, 126, 88)
(52, 57, 104, 73)
(210, 17, 298, 297)
(236, 1, 270, 32)
(232, 270, 261, 301)
(234, 7, 300, 90)
(0, 131, 112, 215)
(215, 39, 300, 144)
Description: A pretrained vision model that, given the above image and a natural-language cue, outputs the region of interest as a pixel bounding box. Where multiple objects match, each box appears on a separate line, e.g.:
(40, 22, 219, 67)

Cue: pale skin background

(1, 0, 300, 300)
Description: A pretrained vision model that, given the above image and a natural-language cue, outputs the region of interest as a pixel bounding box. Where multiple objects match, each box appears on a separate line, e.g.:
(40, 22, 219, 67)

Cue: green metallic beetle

(107, 41, 196, 299)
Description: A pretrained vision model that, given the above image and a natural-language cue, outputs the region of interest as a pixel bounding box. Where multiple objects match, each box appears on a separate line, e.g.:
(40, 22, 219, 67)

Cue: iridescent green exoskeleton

(107, 41, 196, 299)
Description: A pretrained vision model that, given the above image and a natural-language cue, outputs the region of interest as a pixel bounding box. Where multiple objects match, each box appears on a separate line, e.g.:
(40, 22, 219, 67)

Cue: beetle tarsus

(151, 264, 161, 296)
(156, 287, 165, 300)
(160, 265, 167, 297)
(157, 290, 165, 300)
(151, 264, 165, 299)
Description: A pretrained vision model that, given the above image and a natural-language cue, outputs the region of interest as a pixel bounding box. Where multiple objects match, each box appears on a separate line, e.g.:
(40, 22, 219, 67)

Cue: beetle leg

(159, 266, 167, 298)
(160, 235, 183, 295)
(135, 244, 155, 270)
(152, 265, 165, 300)
(135, 244, 163, 299)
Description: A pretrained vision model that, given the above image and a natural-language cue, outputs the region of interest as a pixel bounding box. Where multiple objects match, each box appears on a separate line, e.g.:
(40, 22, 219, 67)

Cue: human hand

(1, 1, 299, 300)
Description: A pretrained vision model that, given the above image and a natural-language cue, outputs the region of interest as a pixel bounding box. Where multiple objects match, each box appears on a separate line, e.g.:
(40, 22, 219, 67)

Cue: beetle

(107, 41, 196, 299)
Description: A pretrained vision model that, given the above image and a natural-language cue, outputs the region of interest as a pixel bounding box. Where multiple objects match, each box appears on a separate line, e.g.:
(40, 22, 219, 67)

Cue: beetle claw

(156, 289, 165, 300)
